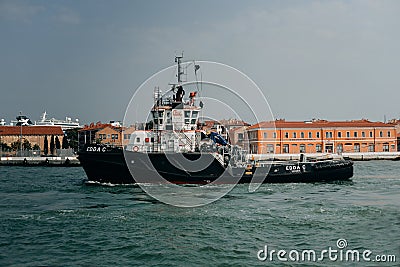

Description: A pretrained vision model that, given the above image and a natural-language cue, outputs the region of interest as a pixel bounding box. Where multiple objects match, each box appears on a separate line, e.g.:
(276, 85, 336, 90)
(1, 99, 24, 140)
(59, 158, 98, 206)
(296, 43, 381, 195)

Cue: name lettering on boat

(86, 146, 107, 152)
(286, 165, 301, 172)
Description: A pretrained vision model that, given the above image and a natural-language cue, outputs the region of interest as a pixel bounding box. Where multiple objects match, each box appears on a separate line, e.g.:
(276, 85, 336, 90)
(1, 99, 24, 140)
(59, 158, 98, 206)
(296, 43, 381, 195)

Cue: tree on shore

(32, 144, 40, 151)
(55, 136, 61, 150)
(65, 128, 79, 151)
(50, 135, 55, 155)
(23, 139, 32, 150)
(44, 135, 48, 155)
(62, 136, 69, 149)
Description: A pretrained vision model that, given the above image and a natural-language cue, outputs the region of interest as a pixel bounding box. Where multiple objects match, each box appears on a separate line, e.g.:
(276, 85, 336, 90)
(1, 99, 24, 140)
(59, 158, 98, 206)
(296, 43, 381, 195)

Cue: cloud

(0, 0, 44, 23)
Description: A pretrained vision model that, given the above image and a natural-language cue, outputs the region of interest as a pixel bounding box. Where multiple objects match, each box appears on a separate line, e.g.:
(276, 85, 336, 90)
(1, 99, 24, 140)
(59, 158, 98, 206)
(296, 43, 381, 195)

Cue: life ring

(133, 146, 139, 152)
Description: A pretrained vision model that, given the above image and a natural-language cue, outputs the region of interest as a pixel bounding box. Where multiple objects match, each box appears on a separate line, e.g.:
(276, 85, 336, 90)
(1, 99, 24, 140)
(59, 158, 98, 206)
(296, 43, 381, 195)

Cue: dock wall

(0, 156, 80, 166)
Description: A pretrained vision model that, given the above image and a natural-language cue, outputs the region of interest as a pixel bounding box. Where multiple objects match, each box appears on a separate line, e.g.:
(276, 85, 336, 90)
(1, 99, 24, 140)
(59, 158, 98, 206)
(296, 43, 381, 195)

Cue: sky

(1, 0, 399, 125)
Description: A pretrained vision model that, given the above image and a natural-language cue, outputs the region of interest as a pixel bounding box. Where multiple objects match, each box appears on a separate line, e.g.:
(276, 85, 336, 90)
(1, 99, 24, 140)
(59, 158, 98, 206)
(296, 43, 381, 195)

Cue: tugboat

(78, 55, 353, 185)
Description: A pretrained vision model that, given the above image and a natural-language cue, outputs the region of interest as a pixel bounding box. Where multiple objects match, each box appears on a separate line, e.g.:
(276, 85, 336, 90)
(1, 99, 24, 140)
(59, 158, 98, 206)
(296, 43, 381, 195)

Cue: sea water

(0, 161, 399, 266)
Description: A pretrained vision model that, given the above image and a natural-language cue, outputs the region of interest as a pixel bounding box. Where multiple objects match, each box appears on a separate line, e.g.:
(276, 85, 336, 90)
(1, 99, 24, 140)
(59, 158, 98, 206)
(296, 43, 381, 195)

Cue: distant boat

(33, 111, 81, 131)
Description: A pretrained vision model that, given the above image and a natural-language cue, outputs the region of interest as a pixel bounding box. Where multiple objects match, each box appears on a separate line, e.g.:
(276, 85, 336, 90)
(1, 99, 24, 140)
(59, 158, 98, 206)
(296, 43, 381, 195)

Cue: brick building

(247, 119, 397, 154)
(0, 126, 64, 154)
(79, 122, 136, 147)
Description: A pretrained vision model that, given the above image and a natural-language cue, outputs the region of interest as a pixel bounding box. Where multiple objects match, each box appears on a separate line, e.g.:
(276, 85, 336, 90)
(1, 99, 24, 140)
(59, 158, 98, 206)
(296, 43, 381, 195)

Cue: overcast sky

(1, 0, 399, 125)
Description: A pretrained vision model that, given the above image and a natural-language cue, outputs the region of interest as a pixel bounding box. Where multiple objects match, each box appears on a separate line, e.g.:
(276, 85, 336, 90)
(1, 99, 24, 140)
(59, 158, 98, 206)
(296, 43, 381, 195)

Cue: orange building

(247, 119, 397, 154)
(79, 122, 136, 147)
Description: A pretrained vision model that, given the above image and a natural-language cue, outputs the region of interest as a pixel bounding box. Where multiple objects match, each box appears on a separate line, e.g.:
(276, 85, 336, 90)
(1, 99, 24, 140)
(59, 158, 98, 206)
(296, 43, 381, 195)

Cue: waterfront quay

(0, 156, 80, 166)
(249, 152, 400, 162)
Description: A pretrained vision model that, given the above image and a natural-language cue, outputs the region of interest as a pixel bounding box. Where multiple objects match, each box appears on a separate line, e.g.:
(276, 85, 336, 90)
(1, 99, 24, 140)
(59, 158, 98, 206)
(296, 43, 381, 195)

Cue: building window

(346, 132, 350, 138)
(337, 132, 342, 138)
(238, 133, 244, 140)
(316, 132, 320, 138)
(285, 132, 289, 138)
(124, 134, 131, 140)
(325, 144, 333, 153)
(267, 144, 274, 153)
(300, 144, 306, 153)
(316, 144, 322, 153)
(107, 134, 111, 139)
(383, 143, 389, 152)
(263, 132, 267, 139)
(293, 132, 297, 138)
(368, 144, 374, 152)
(308, 132, 312, 138)
(380, 131, 383, 137)
(388, 131, 391, 137)
(362, 132, 365, 138)
(337, 144, 343, 153)
(300, 132, 304, 138)
(354, 143, 360, 152)
(326, 132, 332, 138)
(354, 132, 358, 138)
(283, 144, 289, 153)
(273, 132, 276, 138)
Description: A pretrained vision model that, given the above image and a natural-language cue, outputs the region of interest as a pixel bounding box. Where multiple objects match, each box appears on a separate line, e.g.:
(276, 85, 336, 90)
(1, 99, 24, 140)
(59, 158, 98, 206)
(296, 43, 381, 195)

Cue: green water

(0, 161, 399, 266)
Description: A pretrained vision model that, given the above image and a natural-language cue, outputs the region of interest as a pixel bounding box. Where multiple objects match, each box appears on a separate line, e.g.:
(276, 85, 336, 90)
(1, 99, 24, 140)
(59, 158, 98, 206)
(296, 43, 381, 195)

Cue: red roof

(0, 126, 64, 135)
(248, 119, 395, 130)
(79, 123, 121, 131)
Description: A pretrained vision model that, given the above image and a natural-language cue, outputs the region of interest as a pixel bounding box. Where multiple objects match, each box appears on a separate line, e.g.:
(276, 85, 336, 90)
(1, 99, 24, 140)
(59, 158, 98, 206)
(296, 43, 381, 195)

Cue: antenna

(175, 52, 184, 83)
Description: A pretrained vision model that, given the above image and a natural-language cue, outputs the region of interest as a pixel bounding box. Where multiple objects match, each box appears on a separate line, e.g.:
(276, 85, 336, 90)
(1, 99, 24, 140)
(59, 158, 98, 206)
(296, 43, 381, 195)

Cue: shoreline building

(0, 126, 64, 155)
(78, 121, 136, 147)
(247, 119, 397, 154)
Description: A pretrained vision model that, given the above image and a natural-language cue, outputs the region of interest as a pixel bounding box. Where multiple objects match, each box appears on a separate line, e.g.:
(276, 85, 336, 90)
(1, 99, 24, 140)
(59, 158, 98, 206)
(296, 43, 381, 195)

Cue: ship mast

(175, 53, 184, 84)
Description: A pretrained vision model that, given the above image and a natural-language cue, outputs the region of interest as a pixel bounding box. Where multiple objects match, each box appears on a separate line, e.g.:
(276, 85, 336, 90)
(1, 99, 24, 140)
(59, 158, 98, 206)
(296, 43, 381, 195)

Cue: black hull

(78, 145, 353, 185)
